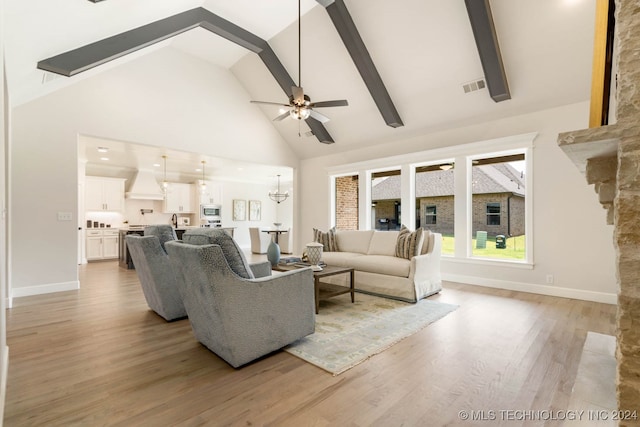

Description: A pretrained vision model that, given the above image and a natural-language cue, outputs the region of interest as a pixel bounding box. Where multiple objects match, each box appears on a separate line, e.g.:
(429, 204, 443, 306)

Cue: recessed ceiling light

(100, 157, 109, 161)
(237, 167, 244, 171)
(153, 163, 161, 167)
(195, 168, 202, 172)
(97, 147, 109, 153)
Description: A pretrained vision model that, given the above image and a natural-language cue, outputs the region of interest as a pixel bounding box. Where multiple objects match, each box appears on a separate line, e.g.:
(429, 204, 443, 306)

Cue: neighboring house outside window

(371, 170, 402, 231)
(370, 163, 525, 238)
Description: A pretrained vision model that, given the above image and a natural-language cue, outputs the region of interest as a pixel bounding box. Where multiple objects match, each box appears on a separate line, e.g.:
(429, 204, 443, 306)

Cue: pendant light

(269, 174, 289, 204)
(200, 160, 207, 194)
(161, 155, 169, 195)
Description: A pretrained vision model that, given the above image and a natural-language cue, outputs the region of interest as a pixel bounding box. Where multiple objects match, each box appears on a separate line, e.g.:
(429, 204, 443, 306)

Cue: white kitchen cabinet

(197, 181, 223, 205)
(86, 231, 103, 260)
(102, 231, 119, 258)
(163, 183, 195, 213)
(86, 229, 120, 260)
(86, 177, 125, 212)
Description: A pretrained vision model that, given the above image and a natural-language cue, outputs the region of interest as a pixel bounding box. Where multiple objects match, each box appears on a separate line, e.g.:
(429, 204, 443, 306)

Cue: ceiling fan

(250, 0, 348, 124)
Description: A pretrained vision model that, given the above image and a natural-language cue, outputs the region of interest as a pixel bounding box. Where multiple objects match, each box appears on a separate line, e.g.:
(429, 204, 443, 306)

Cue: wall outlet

(57, 212, 73, 221)
(546, 274, 554, 284)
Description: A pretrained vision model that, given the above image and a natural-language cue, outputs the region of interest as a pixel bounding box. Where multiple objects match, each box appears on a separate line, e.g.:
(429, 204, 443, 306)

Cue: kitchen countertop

(117, 225, 235, 231)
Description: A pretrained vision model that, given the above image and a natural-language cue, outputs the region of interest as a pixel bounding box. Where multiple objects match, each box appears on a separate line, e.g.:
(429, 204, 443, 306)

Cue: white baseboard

(442, 273, 617, 305)
(0, 345, 8, 426)
(11, 280, 79, 298)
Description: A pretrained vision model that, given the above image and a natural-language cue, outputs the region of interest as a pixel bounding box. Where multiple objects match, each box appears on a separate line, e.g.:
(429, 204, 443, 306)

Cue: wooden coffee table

(273, 264, 355, 313)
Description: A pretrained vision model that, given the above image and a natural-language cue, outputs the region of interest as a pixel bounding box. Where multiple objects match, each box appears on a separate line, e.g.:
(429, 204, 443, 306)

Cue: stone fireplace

(558, 0, 640, 421)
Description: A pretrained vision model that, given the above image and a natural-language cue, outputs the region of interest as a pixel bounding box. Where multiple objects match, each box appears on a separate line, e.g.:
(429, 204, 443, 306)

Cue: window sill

(441, 255, 534, 270)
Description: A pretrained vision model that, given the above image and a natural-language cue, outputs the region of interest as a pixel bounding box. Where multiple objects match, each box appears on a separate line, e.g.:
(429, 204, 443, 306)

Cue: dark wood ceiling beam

(36, 7, 335, 143)
(464, 0, 511, 102)
(37, 8, 203, 77)
(316, 0, 403, 128)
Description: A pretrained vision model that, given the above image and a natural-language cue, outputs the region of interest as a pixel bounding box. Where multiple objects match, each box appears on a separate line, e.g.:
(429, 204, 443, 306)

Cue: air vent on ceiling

(462, 79, 486, 94)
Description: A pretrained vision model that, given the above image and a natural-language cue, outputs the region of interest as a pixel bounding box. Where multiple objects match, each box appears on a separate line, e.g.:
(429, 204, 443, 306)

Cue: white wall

(1, 0, 10, 416)
(220, 180, 292, 249)
(10, 47, 299, 295)
(298, 101, 617, 303)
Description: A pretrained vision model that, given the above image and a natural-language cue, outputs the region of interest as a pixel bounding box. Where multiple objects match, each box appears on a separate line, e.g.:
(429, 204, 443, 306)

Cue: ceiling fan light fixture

(248, 0, 347, 128)
(290, 107, 311, 120)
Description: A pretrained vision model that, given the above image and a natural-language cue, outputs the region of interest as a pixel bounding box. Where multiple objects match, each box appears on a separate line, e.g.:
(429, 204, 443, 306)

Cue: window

(415, 163, 454, 255)
(486, 203, 501, 225)
(472, 153, 526, 260)
(371, 169, 401, 231)
(425, 205, 437, 225)
(335, 175, 359, 230)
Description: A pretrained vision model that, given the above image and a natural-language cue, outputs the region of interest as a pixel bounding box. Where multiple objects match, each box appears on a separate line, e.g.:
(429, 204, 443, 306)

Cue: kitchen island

(173, 226, 235, 239)
(119, 226, 236, 269)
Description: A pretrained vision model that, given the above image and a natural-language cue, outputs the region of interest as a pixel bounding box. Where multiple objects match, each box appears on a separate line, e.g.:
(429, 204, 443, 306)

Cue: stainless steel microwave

(200, 204, 222, 218)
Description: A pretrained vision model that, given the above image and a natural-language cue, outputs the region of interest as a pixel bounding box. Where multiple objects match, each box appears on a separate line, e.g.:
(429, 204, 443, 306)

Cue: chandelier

(269, 174, 289, 204)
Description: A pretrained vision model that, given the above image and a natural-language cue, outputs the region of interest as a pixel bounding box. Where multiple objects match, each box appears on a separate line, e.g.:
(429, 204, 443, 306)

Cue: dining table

(262, 229, 286, 244)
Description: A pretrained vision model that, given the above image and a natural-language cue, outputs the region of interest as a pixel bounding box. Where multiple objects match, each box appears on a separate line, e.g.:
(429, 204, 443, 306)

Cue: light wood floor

(4, 260, 616, 426)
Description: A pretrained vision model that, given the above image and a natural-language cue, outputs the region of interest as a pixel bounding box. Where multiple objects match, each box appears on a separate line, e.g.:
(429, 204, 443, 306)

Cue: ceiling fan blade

(273, 111, 291, 122)
(308, 109, 330, 123)
(292, 86, 305, 104)
(250, 100, 290, 107)
(309, 99, 349, 108)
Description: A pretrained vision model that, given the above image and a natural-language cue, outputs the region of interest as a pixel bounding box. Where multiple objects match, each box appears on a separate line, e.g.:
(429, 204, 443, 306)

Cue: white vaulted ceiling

(4, 0, 597, 163)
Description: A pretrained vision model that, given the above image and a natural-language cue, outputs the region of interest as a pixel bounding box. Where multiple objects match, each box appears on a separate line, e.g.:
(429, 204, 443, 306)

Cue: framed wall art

(232, 199, 246, 221)
(249, 200, 261, 221)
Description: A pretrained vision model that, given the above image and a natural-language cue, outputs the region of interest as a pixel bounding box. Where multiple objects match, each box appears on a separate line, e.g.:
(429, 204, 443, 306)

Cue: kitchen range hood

(126, 170, 164, 200)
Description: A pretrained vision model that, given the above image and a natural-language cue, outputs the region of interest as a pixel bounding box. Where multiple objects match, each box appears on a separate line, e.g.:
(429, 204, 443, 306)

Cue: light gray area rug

(285, 293, 458, 375)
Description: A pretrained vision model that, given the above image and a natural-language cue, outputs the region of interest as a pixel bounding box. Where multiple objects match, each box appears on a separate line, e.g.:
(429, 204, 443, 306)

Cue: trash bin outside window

(496, 235, 506, 249)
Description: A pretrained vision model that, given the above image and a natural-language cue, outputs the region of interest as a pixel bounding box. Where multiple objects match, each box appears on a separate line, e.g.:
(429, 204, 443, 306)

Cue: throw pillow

(183, 229, 255, 279)
(420, 229, 433, 255)
(395, 225, 424, 259)
(313, 227, 339, 252)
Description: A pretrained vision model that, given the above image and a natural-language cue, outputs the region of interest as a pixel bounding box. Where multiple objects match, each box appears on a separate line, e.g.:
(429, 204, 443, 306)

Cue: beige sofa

(319, 229, 442, 302)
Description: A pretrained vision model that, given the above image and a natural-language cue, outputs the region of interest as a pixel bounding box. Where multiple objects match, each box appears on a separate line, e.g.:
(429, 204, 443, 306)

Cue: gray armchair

(183, 228, 272, 278)
(126, 230, 187, 321)
(165, 239, 315, 368)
